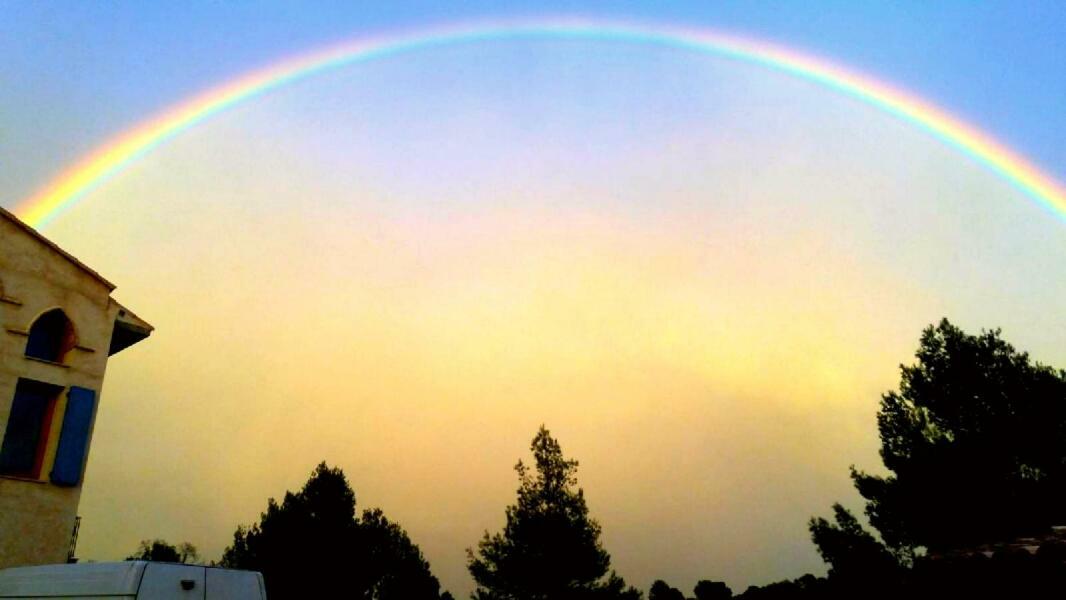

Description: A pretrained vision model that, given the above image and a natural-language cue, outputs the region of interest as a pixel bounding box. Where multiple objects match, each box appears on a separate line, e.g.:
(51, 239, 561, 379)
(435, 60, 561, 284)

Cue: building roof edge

(0, 205, 117, 291)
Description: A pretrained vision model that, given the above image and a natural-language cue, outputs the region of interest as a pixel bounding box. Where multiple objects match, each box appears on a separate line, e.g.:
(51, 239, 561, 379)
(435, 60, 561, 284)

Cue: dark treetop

(468, 426, 641, 600)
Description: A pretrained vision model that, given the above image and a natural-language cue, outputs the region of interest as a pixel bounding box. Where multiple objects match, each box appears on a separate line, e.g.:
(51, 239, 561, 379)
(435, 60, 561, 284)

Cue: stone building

(0, 206, 152, 568)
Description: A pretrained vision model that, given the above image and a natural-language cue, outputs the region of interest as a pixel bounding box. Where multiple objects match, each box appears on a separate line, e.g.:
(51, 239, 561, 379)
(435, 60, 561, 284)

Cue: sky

(2, 2, 1065, 596)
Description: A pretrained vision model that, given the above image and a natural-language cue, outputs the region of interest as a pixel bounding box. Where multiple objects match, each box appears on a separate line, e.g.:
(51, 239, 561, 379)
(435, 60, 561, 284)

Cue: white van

(0, 561, 266, 599)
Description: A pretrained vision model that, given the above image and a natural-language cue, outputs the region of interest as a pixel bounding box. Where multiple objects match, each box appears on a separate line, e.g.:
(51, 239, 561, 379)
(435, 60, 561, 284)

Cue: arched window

(25, 309, 76, 363)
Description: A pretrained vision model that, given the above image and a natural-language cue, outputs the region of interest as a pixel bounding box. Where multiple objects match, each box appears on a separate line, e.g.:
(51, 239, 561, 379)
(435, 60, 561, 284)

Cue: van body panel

(0, 561, 145, 597)
(137, 563, 204, 599)
(205, 568, 265, 600)
(0, 562, 265, 599)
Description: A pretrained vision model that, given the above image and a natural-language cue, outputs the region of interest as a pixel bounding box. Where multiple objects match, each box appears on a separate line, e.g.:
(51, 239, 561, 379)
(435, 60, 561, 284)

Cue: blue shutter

(51, 387, 96, 486)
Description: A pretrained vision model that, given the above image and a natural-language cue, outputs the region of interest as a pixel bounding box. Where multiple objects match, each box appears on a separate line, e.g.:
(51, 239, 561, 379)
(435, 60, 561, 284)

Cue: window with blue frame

(25, 308, 76, 363)
(0, 378, 63, 479)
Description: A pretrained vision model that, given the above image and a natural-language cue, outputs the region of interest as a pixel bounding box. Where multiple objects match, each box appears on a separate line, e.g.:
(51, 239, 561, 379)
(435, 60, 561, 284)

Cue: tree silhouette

(844, 319, 1066, 555)
(693, 579, 732, 600)
(648, 580, 685, 600)
(126, 539, 199, 563)
(808, 504, 901, 596)
(221, 462, 448, 599)
(467, 426, 641, 600)
(357, 507, 445, 599)
(806, 318, 1066, 598)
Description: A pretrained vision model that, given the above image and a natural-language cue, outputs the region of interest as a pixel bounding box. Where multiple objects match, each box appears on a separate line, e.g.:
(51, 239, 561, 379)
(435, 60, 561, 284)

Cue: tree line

(128, 319, 1066, 598)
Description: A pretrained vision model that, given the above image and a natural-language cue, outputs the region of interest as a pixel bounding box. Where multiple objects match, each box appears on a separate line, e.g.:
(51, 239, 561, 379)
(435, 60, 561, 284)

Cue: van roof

(0, 561, 147, 597)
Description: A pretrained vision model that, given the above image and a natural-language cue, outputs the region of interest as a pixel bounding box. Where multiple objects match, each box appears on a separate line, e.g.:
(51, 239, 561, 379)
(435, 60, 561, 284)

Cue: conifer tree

(468, 426, 641, 600)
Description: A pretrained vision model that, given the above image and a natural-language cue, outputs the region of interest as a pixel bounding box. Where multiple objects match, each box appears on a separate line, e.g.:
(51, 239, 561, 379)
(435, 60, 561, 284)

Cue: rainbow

(13, 19, 1066, 228)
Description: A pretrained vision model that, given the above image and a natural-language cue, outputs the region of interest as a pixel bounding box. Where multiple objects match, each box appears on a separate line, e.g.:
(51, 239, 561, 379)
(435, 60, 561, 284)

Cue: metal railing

(67, 515, 80, 563)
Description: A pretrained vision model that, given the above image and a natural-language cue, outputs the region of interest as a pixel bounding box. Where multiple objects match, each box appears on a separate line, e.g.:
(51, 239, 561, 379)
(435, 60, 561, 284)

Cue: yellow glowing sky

(29, 44, 1065, 595)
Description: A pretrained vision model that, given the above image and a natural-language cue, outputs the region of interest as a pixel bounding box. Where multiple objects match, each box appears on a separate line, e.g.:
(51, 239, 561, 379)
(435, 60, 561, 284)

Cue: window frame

(0, 378, 64, 480)
(24, 308, 77, 364)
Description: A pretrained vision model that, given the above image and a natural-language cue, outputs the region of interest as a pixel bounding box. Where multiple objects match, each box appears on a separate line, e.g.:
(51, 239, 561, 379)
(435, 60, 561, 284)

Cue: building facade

(0, 207, 152, 568)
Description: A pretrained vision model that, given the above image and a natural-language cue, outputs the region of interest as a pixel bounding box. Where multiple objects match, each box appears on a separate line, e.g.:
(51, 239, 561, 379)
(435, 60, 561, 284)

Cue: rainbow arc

(13, 20, 1066, 228)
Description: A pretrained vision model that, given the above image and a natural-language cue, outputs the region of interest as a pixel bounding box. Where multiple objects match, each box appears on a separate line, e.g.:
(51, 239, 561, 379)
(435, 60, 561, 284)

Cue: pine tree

(221, 462, 448, 599)
(809, 319, 1066, 596)
(467, 426, 641, 600)
(850, 319, 1066, 553)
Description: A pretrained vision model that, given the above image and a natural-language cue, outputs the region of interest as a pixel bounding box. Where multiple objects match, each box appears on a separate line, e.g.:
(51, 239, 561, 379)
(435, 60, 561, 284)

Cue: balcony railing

(67, 515, 80, 563)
